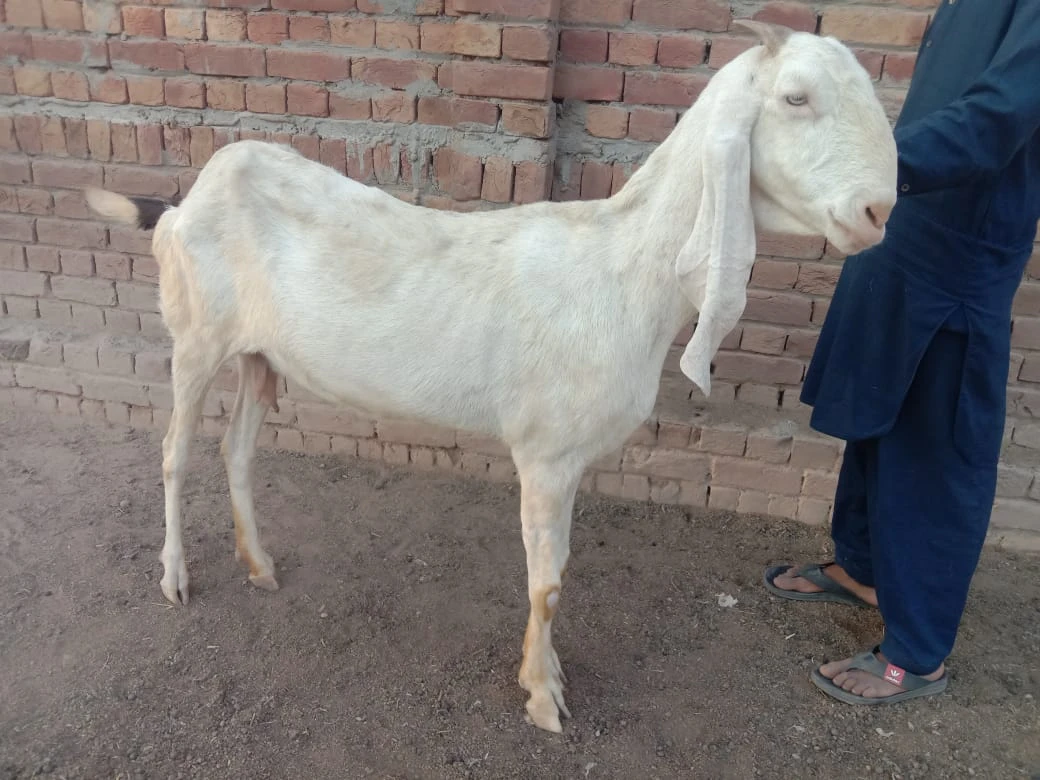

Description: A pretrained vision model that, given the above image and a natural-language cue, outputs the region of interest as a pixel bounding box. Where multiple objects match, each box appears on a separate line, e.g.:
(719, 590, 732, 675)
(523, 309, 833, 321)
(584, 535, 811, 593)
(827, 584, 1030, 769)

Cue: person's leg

(818, 327, 1000, 699)
(767, 440, 878, 607)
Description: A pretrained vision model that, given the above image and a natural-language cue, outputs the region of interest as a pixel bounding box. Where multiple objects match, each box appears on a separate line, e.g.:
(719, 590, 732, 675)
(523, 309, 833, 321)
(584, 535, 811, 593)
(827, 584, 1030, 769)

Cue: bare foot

(819, 650, 945, 699)
(772, 562, 879, 607)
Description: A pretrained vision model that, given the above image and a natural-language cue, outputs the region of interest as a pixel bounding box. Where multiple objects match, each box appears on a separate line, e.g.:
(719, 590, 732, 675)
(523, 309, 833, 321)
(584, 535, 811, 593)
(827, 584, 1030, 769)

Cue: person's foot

(771, 562, 879, 607)
(817, 649, 945, 700)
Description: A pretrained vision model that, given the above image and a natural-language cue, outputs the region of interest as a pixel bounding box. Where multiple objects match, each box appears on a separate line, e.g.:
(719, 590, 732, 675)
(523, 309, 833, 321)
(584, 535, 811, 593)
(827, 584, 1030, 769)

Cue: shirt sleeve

(894, 1, 1040, 196)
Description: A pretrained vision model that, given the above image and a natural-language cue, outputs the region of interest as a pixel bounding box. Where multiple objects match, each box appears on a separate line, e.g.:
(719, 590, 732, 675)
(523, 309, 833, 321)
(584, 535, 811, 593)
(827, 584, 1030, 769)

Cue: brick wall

(2, 0, 1039, 549)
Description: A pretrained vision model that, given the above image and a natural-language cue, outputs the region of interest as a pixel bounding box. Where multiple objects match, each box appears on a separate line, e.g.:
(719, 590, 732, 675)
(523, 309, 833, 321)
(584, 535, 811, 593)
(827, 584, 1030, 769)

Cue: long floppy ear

(675, 61, 763, 396)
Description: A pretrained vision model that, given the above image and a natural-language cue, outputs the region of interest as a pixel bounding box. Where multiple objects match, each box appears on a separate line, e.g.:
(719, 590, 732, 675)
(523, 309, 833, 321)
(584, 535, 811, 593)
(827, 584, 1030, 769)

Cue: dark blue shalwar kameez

(801, 0, 1040, 677)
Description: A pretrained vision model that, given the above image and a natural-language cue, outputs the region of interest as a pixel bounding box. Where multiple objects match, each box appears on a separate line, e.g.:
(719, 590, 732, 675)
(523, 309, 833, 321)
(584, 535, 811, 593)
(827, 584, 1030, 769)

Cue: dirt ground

(0, 406, 1038, 780)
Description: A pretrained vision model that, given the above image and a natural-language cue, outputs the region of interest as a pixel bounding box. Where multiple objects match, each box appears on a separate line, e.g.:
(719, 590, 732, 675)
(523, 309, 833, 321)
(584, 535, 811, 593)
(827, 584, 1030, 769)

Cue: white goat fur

(86, 21, 897, 733)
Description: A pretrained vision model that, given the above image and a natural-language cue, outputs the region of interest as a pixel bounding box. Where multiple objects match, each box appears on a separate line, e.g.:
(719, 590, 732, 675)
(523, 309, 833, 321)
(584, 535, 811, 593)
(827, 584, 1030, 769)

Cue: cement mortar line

(0, 95, 555, 163)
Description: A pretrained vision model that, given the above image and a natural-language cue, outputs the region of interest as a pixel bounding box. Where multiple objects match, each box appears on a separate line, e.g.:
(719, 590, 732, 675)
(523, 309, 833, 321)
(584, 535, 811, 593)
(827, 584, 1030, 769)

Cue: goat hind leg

(160, 342, 224, 605)
(222, 353, 278, 591)
(515, 460, 581, 733)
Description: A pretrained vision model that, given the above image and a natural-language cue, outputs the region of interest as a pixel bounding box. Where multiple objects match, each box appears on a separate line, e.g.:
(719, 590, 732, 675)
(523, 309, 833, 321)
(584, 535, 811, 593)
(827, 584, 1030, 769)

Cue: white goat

(86, 21, 897, 732)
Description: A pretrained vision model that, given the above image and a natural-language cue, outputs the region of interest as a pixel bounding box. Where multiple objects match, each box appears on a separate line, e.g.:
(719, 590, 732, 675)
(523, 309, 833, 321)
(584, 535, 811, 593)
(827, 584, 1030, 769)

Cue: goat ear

(674, 67, 761, 396)
(732, 19, 792, 55)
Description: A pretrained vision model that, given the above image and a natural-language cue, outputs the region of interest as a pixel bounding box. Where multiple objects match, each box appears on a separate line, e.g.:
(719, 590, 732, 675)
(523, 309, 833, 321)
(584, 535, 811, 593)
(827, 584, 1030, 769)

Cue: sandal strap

(844, 645, 936, 692)
(793, 562, 859, 599)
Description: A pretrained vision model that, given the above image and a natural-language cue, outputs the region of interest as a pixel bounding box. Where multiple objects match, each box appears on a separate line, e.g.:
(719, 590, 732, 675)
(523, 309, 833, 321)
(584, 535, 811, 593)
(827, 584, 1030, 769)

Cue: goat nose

(864, 198, 894, 230)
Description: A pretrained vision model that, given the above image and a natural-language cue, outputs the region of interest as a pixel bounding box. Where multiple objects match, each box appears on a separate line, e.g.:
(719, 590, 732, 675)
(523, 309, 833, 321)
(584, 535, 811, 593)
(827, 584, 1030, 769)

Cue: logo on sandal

(883, 663, 905, 686)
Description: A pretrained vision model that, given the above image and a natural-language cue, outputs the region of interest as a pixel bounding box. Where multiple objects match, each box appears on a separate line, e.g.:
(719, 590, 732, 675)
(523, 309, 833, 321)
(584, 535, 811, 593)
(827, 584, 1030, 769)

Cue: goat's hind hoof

(249, 572, 279, 592)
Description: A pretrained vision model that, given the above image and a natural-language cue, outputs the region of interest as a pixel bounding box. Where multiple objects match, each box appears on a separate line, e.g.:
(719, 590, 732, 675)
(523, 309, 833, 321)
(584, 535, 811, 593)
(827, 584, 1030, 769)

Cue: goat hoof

(160, 560, 190, 606)
(249, 573, 279, 592)
(525, 693, 564, 733)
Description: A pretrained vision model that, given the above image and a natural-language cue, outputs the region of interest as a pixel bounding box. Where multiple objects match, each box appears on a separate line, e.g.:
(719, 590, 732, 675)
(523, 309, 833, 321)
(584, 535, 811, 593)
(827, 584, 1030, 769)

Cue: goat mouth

(827, 210, 884, 255)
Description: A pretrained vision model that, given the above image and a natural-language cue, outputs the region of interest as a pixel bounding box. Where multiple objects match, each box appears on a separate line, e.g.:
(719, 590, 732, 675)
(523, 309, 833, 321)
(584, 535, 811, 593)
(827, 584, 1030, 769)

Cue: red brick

(288, 15, 328, 41)
(268, 48, 350, 81)
(89, 73, 127, 104)
(165, 8, 205, 39)
(161, 126, 189, 166)
(41, 0, 83, 30)
(330, 17, 374, 46)
(184, 43, 265, 77)
(30, 33, 107, 65)
(586, 105, 628, 139)
(752, 1, 816, 32)
(580, 160, 612, 200)
(853, 48, 884, 81)
(820, 6, 929, 47)
(434, 148, 482, 201)
(53, 274, 117, 305)
(0, 32, 31, 61)
(287, 83, 330, 116)
(795, 262, 840, 296)
(121, 5, 164, 37)
(2, 156, 33, 186)
(249, 12, 289, 43)
(0, 213, 34, 243)
(740, 324, 788, 355)
(553, 64, 622, 101)
(189, 127, 214, 167)
(372, 91, 416, 123)
(32, 158, 103, 189)
(624, 71, 708, 106)
(481, 156, 512, 203)
(790, 436, 841, 471)
(16, 187, 52, 215)
(109, 40, 184, 72)
(273, 0, 355, 10)
(502, 25, 554, 61)
(345, 144, 375, 182)
(64, 119, 89, 158)
(513, 161, 550, 204)
(712, 352, 803, 384)
(632, 0, 728, 31)
(205, 9, 245, 41)
(125, 76, 164, 106)
(502, 103, 550, 137)
(376, 20, 419, 49)
(560, 29, 607, 63)
(0, 120, 15, 152)
(418, 96, 499, 129)
(290, 135, 320, 161)
(164, 78, 204, 109)
(399, 148, 429, 186)
(712, 457, 801, 496)
(450, 0, 556, 19)
(419, 21, 454, 52)
(354, 57, 435, 89)
(6, 0, 44, 27)
(329, 93, 372, 119)
(206, 78, 246, 111)
(884, 52, 917, 82)
(85, 120, 110, 161)
(38, 217, 106, 251)
(0, 244, 27, 272)
(104, 165, 178, 198)
(627, 107, 674, 142)
(707, 35, 755, 69)
(319, 138, 346, 175)
(608, 32, 655, 65)
(559, 0, 632, 25)
(107, 123, 135, 163)
(0, 67, 13, 96)
(296, 403, 374, 437)
(802, 470, 838, 499)
(246, 82, 287, 114)
(93, 251, 131, 280)
(83, 0, 120, 33)
(15, 67, 51, 97)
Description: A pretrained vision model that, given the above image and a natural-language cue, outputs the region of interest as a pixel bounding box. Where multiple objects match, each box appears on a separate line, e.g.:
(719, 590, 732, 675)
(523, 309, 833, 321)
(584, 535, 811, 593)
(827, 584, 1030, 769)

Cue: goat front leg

(161, 342, 224, 605)
(515, 460, 582, 733)
(221, 353, 278, 591)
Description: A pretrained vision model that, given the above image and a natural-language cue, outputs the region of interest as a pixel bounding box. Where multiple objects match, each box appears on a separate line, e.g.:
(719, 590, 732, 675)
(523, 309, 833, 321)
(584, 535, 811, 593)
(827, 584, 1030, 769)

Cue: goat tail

(84, 188, 179, 231)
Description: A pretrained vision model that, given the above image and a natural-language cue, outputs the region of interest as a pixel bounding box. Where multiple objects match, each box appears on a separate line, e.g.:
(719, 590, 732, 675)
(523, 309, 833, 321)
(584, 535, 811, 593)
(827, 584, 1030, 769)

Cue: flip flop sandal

(762, 562, 874, 608)
(810, 645, 948, 705)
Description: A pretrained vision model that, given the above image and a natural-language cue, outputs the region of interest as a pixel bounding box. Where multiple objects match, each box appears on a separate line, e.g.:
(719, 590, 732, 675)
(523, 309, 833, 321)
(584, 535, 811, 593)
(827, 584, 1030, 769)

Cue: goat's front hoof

(524, 691, 565, 733)
(160, 555, 189, 605)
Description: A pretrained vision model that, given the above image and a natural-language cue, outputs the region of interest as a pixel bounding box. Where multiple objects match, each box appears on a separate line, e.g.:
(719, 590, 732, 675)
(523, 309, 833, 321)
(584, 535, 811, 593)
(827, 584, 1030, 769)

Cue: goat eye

(785, 94, 808, 107)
